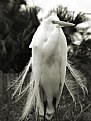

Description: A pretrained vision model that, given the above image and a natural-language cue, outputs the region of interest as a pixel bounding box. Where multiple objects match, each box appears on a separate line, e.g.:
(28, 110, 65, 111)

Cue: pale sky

(26, 0, 91, 13)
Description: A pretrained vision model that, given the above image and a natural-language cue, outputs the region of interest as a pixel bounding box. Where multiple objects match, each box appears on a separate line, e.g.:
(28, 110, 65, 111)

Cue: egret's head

(43, 12, 75, 27)
(49, 12, 60, 22)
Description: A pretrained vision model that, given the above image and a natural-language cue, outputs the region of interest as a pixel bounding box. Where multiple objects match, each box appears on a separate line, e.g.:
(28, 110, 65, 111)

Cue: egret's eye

(52, 21, 55, 24)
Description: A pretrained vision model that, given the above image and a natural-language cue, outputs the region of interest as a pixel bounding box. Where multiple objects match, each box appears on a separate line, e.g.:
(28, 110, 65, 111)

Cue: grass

(1, 85, 91, 121)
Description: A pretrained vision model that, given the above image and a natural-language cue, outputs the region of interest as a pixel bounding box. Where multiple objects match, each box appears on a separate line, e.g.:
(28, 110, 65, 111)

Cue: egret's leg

(52, 97, 56, 110)
(52, 97, 58, 121)
(44, 100, 47, 121)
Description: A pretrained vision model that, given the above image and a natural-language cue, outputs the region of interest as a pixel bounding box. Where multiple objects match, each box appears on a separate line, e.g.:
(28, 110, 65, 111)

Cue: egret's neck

(42, 21, 54, 33)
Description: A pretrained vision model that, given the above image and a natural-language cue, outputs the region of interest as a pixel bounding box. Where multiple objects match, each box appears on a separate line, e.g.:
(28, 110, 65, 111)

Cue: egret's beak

(52, 20, 75, 27)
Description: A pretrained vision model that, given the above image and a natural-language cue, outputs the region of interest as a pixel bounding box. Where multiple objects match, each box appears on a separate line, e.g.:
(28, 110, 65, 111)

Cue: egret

(30, 15, 67, 121)
(13, 13, 75, 121)
(28, 13, 74, 120)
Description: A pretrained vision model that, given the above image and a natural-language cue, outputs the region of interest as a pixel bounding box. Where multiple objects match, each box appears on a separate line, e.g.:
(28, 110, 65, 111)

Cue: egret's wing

(42, 26, 61, 56)
(55, 27, 67, 107)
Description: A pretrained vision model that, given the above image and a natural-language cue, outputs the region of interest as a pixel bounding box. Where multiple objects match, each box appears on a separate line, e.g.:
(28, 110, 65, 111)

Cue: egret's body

(30, 14, 67, 120)
(12, 13, 87, 121)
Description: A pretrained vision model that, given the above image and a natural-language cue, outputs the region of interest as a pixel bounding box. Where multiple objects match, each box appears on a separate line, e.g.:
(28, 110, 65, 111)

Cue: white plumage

(28, 13, 70, 120)
(13, 13, 75, 121)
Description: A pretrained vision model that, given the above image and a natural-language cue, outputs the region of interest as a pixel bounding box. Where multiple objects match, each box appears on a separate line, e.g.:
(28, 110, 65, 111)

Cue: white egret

(12, 13, 75, 121)
(30, 14, 68, 120)
(26, 13, 74, 120)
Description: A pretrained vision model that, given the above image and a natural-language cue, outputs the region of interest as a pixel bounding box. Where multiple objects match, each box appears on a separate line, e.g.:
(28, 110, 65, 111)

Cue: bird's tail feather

(66, 61, 88, 103)
(8, 58, 33, 102)
(20, 82, 37, 121)
(9, 57, 38, 120)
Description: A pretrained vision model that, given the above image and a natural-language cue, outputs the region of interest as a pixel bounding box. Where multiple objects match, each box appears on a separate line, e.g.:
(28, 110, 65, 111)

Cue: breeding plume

(12, 13, 75, 120)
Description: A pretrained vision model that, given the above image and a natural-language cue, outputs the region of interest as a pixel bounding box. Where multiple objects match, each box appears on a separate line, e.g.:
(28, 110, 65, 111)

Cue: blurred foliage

(55, 5, 88, 44)
(0, 0, 40, 72)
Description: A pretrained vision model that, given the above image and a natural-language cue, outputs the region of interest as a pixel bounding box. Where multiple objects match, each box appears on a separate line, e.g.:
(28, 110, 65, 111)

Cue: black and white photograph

(0, 0, 91, 121)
